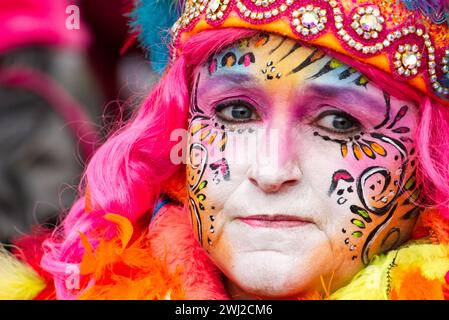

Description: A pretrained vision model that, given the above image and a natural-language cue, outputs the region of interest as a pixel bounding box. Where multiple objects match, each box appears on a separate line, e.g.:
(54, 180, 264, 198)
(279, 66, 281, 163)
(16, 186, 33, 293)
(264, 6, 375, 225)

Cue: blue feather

(400, 0, 449, 25)
(130, 0, 180, 73)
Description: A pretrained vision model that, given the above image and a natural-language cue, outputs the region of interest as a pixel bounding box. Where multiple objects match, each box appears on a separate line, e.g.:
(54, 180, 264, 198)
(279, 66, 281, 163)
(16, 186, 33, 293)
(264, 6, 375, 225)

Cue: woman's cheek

(186, 117, 254, 253)
(315, 124, 420, 267)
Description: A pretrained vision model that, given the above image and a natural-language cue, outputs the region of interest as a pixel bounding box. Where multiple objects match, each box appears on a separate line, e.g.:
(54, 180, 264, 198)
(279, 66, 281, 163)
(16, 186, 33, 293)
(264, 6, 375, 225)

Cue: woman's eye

(315, 111, 361, 134)
(215, 100, 259, 123)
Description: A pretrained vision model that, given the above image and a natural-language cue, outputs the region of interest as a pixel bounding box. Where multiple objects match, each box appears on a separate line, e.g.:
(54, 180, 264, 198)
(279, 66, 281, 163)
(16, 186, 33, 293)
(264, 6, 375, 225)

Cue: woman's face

(186, 33, 420, 298)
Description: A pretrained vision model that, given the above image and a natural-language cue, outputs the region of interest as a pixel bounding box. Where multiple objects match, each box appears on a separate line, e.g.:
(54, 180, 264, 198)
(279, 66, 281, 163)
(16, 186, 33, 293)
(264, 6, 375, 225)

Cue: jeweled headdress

(132, 0, 449, 106)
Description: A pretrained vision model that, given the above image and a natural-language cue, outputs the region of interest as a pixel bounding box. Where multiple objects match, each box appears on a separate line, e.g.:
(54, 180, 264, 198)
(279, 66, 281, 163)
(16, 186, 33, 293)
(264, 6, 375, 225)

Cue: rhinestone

(360, 14, 379, 31)
(443, 66, 449, 74)
(383, 40, 390, 47)
(207, 0, 220, 13)
(394, 60, 403, 68)
(402, 53, 418, 69)
(336, 22, 343, 29)
(416, 29, 423, 36)
(301, 12, 320, 28)
(431, 75, 438, 82)
(280, 4, 288, 12)
(355, 43, 363, 51)
(272, 9, 279, 16)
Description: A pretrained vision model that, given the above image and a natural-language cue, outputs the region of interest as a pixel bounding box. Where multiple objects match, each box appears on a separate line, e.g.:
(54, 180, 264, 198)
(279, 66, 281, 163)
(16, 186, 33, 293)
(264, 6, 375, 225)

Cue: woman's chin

(220, 251, 326, 299)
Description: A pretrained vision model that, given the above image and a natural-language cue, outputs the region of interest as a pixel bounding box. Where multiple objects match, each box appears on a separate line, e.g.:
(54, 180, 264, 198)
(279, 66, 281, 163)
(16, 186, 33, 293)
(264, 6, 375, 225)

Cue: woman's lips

(238, 215, 312, 229)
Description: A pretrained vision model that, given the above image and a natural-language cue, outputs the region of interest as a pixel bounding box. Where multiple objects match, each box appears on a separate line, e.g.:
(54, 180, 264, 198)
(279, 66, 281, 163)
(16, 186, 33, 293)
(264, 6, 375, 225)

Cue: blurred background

(0, 0, 159, 243)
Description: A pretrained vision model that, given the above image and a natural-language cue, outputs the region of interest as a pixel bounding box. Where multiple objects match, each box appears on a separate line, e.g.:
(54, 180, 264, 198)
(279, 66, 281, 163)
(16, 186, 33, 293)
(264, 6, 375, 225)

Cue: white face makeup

(186, 33, 420, 298)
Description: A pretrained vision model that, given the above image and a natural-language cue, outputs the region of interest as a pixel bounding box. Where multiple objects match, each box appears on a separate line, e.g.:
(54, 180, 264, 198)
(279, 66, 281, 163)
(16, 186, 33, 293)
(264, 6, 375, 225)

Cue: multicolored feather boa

(1, 205, 449, 300)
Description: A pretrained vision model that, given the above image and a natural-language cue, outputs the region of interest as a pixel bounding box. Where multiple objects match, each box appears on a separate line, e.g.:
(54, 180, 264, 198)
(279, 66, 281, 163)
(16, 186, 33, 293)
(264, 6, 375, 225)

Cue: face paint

(186, 33, 420, 298)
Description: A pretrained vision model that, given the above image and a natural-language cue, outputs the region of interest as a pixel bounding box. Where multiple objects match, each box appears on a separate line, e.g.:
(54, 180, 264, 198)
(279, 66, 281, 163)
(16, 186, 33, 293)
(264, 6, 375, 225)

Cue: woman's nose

(247, 160, 302, 193)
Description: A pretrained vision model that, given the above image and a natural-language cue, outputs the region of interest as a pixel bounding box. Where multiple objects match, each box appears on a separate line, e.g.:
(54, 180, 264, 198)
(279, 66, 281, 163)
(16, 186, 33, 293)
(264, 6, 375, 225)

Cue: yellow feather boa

(0, 246, 46, 300)
(330, 242, 449, 300)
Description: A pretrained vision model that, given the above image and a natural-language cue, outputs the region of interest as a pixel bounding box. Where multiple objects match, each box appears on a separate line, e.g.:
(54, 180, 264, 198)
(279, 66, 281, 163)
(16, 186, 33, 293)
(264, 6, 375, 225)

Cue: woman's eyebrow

(304, 84, 388, 112)
(202, 72, 259, 88)
(293, 84, 390, 123)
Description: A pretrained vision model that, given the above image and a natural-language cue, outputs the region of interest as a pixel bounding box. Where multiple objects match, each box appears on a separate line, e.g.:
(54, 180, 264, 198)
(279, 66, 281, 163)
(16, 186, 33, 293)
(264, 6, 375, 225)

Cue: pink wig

(40, 28, 449, 299)
(0, 0, 88, 53)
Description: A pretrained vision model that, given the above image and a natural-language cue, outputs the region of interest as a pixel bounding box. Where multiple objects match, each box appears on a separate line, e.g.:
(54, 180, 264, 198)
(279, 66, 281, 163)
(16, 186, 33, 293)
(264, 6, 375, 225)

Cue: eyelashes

(214, 99, 260, 123)
(212, 99, 362, 135)
(313, 108, 362, 135)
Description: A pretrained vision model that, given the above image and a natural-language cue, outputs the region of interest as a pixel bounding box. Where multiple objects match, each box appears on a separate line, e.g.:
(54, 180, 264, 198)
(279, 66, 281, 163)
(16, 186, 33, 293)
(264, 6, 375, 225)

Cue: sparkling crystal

(402, 52, 418, 69)
(301, 12, 319, 28)
(360, 14, 380, 32)
(351, 22, 360, 29)
(208, 0, 221, 13)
